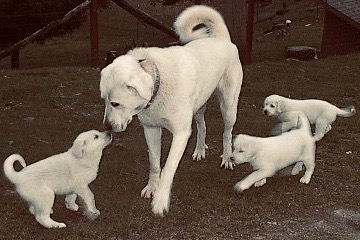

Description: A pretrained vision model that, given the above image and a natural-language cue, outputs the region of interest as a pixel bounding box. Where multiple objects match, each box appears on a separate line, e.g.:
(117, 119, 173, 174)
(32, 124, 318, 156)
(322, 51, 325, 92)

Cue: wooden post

(90, 0, 99, 68)
(246, 0, 255, 64)
(227, 0, 255, 65)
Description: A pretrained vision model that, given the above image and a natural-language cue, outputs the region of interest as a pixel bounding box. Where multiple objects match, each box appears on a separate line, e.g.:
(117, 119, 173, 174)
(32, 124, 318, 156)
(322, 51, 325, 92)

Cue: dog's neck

(144, 63, 160, 109)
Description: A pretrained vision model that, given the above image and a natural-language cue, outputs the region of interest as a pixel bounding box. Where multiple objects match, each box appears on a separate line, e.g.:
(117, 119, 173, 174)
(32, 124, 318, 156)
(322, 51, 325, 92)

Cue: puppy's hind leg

(192, 104, 208, 161)
(65, 193, 79, 211)
(314, 120, 331, 141)
(300, 159, 315, 184)
(291, 162, 304, 175)
(27, 187, 66, 228)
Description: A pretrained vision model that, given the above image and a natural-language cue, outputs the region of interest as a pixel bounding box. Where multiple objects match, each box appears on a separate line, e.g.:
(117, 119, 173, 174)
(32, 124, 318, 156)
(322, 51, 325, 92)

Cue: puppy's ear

(275, 101, 283, 113)
(71, 140, 85, 158)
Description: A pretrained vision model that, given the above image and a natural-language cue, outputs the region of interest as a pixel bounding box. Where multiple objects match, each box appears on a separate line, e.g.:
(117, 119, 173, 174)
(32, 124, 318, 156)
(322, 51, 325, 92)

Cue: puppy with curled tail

(3, 130, 111, 228)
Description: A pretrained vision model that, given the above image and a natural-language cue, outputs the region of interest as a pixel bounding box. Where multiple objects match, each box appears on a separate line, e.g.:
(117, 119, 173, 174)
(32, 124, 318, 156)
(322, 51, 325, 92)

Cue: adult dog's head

(263, 94, 285, 117)
(71, 130, 112, 158)
(100, 55, 157, 132)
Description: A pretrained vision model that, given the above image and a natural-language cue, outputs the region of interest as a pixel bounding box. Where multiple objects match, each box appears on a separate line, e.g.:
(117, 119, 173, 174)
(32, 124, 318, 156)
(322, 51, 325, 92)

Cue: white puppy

(263, 94, 356, 141)
(230, 111, 316, 192)
(100, 5, 243, 216)
(3, 130, 112, 228)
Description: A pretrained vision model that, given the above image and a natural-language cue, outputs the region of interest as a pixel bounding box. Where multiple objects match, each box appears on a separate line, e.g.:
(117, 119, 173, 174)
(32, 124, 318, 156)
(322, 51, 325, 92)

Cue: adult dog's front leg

(141, 126, 162, 199)
(152, 130, 191, 216)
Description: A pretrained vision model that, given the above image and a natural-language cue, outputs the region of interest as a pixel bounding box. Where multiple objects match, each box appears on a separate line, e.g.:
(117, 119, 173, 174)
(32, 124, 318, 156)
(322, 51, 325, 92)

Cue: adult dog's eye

(111, 102, 120, 108)
(94, 135, 99, 139)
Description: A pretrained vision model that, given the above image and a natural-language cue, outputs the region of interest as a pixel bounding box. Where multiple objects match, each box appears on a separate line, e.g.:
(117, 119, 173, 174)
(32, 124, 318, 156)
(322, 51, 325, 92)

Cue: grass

(0, 0, 359, 239)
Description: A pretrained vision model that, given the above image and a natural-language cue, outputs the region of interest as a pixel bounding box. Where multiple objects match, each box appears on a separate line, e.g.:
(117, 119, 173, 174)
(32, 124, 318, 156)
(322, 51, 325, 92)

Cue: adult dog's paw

(192, 145, 207, 161)
(141, 184, 157, 199)
(221, 160, 235, 170)
(151, 192, 170, 217)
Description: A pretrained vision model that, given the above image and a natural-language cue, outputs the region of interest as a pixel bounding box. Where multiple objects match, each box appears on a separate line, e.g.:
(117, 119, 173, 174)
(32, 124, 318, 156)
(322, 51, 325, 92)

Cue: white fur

(100, 5, 243, 216)
(231, 111, 316, 192)
(3, 130, 111, 228)
(263, 94, 356, 141)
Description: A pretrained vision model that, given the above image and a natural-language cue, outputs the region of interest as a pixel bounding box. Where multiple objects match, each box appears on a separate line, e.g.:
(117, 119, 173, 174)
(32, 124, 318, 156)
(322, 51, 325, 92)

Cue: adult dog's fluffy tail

(3, 154, 26, 184)
(173, 5, 231, 44)
(337, 106, 356, 118)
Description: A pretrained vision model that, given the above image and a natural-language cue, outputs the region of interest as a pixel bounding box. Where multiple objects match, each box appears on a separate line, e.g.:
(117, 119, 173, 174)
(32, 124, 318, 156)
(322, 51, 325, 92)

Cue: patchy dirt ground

(0, 53, 359, 239)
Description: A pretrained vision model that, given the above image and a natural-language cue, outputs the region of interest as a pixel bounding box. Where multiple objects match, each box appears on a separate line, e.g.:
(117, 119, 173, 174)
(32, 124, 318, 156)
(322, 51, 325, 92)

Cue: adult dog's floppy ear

(125, 59, 154, 101)
(71, 139, 85, 158)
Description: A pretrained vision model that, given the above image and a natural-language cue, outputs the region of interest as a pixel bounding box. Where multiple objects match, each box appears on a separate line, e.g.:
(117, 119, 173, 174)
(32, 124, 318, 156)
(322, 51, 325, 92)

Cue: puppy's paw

(234, 182, 245, 193)
(300, 176, 310, 184)
(141, 184, 157, 199)
(254, 179, 266, 187)
(54, 222, 67, 228)
(151, 192, 170, 217)
(66, 203, 79, 212)
(85, 209, 100, 220)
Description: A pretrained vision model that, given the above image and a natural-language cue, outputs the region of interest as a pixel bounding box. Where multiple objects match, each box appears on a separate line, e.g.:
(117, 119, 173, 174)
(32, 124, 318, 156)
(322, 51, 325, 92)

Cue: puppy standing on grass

(3, 130, 111, 228)
(263, 94, 356, 141)
(230, 111, 315, 192)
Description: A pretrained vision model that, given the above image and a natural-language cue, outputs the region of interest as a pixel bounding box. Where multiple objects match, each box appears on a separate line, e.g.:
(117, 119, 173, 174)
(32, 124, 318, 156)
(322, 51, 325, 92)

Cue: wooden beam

(111, 0, 178, 39)
(0, 0, 91, 60)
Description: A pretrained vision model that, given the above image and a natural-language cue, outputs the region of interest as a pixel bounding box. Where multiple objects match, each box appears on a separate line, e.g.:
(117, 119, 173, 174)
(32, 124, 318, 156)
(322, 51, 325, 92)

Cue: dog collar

(144, 64, 160, 109)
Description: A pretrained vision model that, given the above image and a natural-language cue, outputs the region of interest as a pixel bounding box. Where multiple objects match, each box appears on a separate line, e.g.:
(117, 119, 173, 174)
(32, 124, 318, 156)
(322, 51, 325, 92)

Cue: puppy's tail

(337, 105, 356, 118)
(173, 5, 231, 44)
(3, 154, 26, 184)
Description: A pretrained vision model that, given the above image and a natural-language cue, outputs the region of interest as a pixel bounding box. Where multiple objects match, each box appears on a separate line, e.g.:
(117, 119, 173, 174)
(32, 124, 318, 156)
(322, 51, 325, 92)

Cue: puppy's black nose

(263, 109, 268, 115)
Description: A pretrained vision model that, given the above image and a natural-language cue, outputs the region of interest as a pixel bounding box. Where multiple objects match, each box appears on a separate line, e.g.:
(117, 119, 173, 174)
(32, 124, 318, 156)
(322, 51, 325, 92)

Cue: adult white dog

(3, 130, 112, 228)
(230, 111, 316, 192)
(263, 94, 356, 141)
(100, 5, 243, 216)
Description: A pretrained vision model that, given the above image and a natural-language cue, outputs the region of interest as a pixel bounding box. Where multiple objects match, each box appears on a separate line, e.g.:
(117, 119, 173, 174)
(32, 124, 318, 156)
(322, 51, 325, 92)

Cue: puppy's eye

(270, 104, 275, 108)
(94, 135, 99, 140)
(111, 102, 120, 108)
